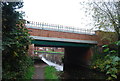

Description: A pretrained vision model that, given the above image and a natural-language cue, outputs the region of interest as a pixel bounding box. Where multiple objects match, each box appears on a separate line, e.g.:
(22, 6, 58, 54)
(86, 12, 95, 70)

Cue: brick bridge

(26, 21, 104, 71)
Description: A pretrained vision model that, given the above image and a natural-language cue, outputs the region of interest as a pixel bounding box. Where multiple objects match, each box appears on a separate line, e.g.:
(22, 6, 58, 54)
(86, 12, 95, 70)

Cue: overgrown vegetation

(2, 2, 34, 79)
(44, 66, 59, 79)
(91, 41, 120, 80)
(24, 66, 35, 79)
(80, 1, 120, 80)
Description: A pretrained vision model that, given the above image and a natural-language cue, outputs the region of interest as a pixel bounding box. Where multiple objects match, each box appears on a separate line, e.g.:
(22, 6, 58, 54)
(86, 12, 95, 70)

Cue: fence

(25, 21, 95, 35)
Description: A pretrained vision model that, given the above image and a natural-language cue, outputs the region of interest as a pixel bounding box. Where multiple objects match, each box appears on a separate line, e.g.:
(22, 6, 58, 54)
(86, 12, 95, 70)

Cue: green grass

(24, 66, 35, 79)
(34, 50, 64, 54)
(44, 66, 59, 79)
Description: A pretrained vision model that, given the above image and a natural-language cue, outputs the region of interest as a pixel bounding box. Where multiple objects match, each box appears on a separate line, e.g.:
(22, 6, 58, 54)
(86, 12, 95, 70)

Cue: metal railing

(25, 21, 95, 35)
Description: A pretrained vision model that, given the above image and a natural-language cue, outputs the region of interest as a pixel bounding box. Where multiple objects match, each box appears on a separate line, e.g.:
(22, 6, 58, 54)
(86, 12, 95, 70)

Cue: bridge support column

(28, 44, 34, 56)
(63, 47, 92, 71)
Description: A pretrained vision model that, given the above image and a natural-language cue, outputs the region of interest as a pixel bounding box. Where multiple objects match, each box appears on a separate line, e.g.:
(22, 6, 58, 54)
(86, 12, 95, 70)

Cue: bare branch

(93, 2, 111, 18)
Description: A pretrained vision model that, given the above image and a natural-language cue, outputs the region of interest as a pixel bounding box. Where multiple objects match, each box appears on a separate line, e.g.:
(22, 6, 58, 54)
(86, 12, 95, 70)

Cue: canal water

(39, 54, 63, 71)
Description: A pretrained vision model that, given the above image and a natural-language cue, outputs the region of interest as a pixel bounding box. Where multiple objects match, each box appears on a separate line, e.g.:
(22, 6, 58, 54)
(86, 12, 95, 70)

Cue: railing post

(38, 22, 40, 27)
(40, 22, 42, 27)
(58, 25, 60, 31)
(32, 21, 33, 26)
(33, 21, 35, 26)
(42, 23, 44, 28)
(36, 22, 37, 27)
(73, 27, 74, 33)
(31, 21, 32, 26)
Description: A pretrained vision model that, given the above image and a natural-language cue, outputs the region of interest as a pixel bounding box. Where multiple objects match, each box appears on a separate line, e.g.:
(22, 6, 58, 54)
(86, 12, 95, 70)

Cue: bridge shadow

(60, 65, 107, 79)
(34, 58, 46, 65)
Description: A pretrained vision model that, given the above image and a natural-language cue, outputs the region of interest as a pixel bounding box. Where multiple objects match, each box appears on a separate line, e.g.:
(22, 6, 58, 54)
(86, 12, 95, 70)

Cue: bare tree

(80, 0, 120, 40)
(80, 0, 120, 56)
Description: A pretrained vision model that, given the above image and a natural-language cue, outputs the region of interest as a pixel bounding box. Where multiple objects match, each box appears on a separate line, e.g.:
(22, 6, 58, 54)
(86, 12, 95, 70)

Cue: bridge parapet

(26, 21, 95, 35)
(27, 28, 98, 44)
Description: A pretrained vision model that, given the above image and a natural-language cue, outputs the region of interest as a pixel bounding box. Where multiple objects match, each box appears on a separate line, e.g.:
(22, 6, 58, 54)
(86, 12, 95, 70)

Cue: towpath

(33, 59, 47, 79)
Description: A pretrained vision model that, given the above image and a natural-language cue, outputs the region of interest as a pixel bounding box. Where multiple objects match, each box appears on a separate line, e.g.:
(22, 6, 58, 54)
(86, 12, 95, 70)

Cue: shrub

(91, 41, 120, 80)
(2, 2, 34, 79)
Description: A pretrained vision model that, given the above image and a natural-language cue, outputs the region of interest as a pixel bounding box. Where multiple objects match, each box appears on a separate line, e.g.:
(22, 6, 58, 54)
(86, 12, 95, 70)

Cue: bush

(24, 66, 35, 79)
(2, 2, 34, 79)
(91, 41, 120, 80)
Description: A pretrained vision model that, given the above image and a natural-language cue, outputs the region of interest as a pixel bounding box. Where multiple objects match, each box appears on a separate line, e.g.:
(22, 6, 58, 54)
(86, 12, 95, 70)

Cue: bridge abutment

(28, 44, 34, 56)
(63, 47, 92, 71)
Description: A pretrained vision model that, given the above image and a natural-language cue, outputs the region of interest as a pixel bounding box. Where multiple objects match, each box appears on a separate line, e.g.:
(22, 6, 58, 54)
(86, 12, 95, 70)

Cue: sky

(22, 0, 94, 29)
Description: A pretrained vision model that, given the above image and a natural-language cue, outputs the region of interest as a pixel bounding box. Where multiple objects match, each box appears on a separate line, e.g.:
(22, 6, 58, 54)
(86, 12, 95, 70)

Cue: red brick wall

(28, 44, 34, 56)
(27, 28, 98, 41)
(95, 30, 117, 46)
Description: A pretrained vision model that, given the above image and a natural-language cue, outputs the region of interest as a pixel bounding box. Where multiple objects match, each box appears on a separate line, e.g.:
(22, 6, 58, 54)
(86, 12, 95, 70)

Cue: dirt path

(33, 60, 47, 79)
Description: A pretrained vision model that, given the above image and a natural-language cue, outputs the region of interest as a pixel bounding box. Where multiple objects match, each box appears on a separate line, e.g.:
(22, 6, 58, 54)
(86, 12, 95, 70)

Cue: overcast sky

(22, 0, 94, 29)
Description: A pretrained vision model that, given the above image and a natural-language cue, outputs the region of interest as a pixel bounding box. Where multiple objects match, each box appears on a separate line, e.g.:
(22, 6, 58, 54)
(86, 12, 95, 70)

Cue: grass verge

(44, 66, 59, 79)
